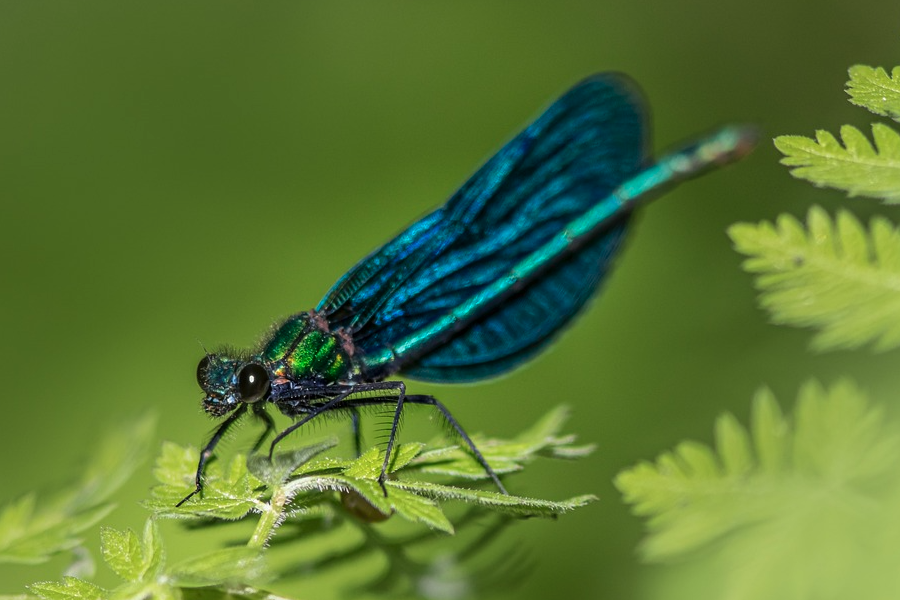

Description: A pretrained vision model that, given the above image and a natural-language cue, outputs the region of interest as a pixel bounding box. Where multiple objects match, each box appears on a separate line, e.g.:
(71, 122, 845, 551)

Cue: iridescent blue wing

(317, 73, 648, 382)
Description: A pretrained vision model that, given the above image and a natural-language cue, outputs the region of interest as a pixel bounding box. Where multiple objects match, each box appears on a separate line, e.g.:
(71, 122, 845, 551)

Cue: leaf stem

(248, 487, 286, 549)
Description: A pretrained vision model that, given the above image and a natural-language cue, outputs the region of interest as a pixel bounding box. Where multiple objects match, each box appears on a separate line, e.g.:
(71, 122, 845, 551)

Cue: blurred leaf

(28, 578, 106, 600)
(181, 586, 293, 600)
(775, 124, 900, 201)
(750, 387, 789, 472)
(63, 547, 96, 580)
(0, 496, 110, 565)
(106, 582, 156, 600)
(729, 206, 900, 351)
(168, 547, 266, 587)
(847, 65, 900, 121)
(617, 379, 900, 600)
(0, 415, 154, 565)
(73, 413, 157, 508)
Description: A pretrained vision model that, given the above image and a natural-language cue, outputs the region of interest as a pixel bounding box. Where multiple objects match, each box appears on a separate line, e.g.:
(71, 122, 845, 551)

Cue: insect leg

(251, 404, 277, 453)
(276, 381, 409, 493)
(267, 389, 357, 459)
(405, 395, 508, 495)
(377, 381, 407, 495)
(350, 408, 363, 457)
(177, 404, 248, 507)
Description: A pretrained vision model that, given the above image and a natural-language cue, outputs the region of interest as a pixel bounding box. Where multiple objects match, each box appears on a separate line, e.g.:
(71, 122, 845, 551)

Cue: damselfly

(181, 73, 755, 506)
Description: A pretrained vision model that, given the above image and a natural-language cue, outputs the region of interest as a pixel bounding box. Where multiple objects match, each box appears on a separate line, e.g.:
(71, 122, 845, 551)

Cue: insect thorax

(262, 311, 356, 383)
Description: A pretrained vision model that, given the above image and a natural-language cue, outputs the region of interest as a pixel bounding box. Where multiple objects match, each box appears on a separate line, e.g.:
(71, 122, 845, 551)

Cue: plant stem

(248, 486, 286, 549)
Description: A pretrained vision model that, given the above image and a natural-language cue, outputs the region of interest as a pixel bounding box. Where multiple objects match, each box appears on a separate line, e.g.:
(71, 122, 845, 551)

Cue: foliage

(146, 406, 593, 536)
(732, 63, 900, 349)
(729, 206, 900, 351)
(617, 380, 900, 600)
(772, 64, 900, 202)
(617, 61, 900, 600)
(30, 519, 267, 600)
(0, 414, 155, 566)
(774, 124, 900, 202)
(846, 65, 900, 121)
(9, 407, 595, 599)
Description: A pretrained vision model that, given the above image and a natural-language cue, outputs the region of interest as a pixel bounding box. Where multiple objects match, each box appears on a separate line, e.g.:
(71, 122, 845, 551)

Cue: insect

(180, 73, 755, 506)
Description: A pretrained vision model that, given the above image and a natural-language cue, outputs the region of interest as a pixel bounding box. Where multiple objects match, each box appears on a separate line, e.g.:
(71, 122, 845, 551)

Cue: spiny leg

(377, 382, 407, 495)
(324, 389, 508, 495)
(251, 404, 277, 453)
(350, 408, 363, 457)
(406, 395, 508, 495)
(269, 381, 410, 492)
(267, 389, 356, 460)
(177, 404, 248, 507)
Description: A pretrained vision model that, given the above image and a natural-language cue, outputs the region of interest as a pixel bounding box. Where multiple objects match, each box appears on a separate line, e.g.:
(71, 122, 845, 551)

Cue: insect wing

(318, 73, 648, 381)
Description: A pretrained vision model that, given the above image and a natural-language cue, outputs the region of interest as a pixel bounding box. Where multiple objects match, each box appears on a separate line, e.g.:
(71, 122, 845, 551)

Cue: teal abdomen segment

(263, 313, 350, 382)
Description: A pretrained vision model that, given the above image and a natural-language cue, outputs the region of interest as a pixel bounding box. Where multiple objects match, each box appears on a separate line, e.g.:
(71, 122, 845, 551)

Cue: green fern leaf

(616, 380, 900, 600)
(775, 124, 900, 202)
(846, 65, 900, 121)
(728, 206, 900, 351)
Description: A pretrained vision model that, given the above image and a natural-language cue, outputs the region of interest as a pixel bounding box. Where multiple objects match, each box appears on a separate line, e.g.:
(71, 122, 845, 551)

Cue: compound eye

(237, 363, 269, 403)
(197, 355, 212, 386)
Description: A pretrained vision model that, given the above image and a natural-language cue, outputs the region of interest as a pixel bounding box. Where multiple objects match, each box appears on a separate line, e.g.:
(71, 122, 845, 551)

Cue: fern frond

(616, 380, 900, 600)
(847, 65, 900, 121)
(23, 407, 592, 599)
(775, 124, 900, 202)
(728, 206, 900, 351)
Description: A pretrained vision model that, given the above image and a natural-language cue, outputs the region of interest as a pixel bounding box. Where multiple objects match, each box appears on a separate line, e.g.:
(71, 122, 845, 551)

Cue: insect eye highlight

(237, 363, 270, 403)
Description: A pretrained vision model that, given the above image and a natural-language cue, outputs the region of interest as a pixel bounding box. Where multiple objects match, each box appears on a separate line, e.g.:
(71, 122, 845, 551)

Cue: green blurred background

(3, 1, 900, 598)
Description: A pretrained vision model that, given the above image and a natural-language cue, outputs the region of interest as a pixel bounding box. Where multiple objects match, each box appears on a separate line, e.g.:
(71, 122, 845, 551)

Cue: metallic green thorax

(262, 311, 354, 383)
(198, 311, 357, 417)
